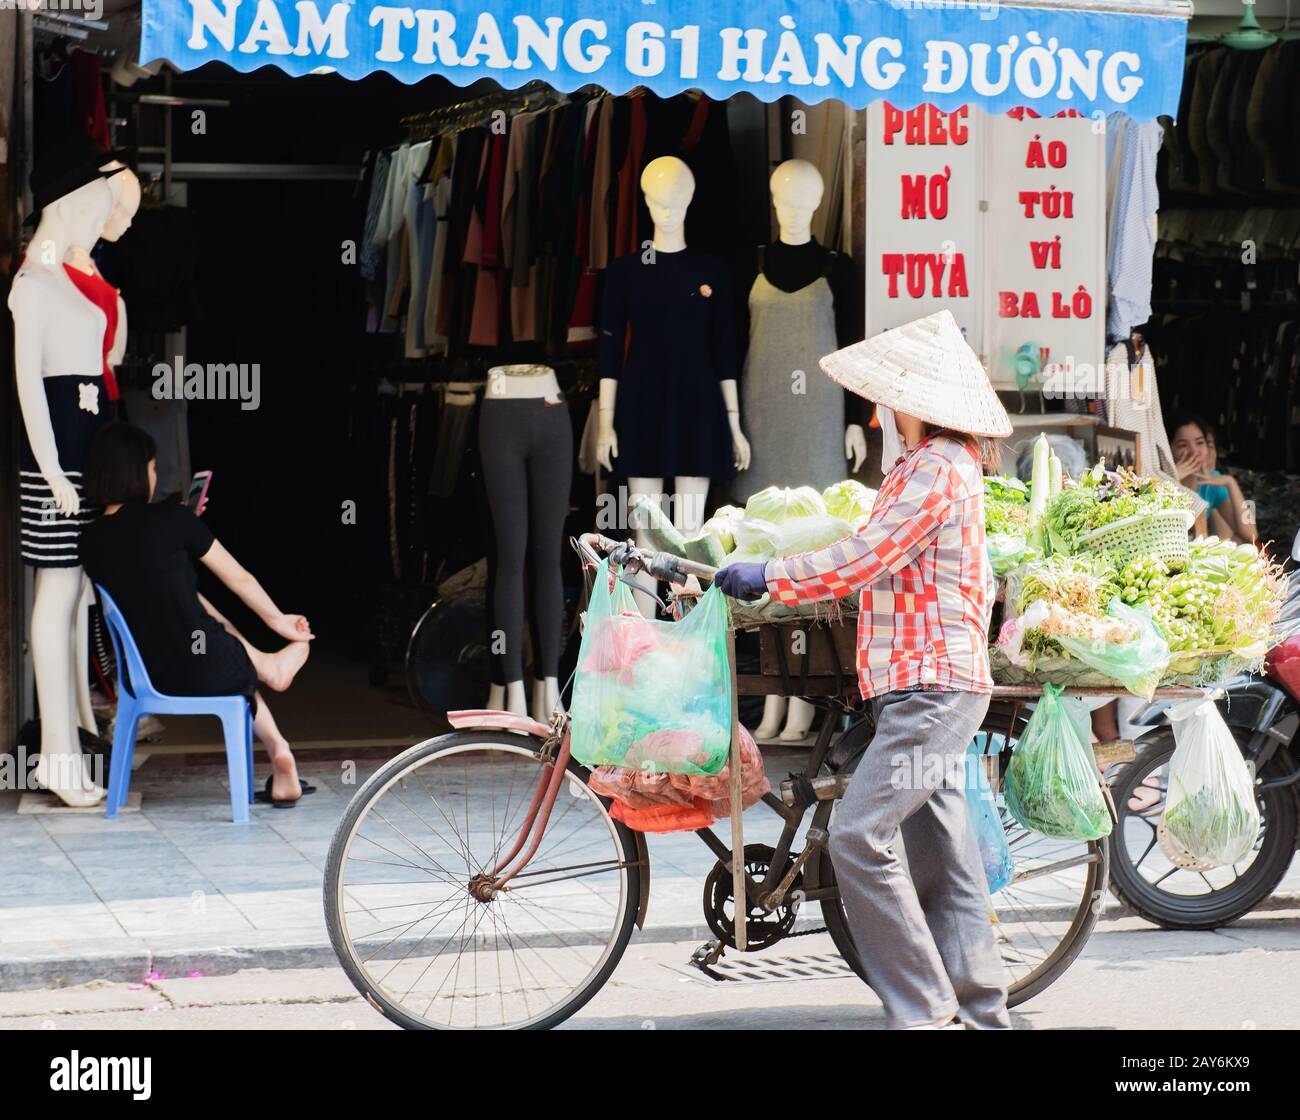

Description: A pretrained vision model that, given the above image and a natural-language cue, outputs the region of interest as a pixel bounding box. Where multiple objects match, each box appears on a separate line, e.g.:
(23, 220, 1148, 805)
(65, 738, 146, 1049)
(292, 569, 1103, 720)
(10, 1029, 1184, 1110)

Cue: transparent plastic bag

(587, 724, 770, 823)
(570, 558, 733, 775)
(1161, 696, 1260, 867)
(965, 735, 1014, 894)
(1055, 599, 1171, 701)
(1004, 683, 1112, 840)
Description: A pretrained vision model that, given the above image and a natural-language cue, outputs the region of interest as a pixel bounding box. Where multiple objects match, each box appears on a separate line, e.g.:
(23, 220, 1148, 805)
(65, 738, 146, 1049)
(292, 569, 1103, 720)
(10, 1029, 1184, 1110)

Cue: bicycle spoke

(330, 738, 632, 1029)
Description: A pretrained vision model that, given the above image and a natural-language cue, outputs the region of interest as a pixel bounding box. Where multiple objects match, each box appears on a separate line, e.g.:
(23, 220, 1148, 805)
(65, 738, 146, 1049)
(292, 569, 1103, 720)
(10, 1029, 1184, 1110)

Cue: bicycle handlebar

(574, 532, 720, 584)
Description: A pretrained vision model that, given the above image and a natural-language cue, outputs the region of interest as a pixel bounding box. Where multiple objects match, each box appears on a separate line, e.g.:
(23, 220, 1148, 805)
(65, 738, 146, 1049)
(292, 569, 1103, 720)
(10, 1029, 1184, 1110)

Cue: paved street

(4, 737, 1300, 1031)
(3, 915, 1299, 1030)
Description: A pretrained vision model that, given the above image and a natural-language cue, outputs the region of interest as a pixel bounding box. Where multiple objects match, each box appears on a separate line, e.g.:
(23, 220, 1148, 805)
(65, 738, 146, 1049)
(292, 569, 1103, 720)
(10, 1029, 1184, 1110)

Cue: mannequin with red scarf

(10, 162, 138, 806)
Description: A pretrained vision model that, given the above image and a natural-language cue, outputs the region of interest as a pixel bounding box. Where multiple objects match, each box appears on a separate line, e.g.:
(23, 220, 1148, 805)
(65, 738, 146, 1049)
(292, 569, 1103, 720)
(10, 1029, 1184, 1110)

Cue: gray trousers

(829, 689, 1011, 1030)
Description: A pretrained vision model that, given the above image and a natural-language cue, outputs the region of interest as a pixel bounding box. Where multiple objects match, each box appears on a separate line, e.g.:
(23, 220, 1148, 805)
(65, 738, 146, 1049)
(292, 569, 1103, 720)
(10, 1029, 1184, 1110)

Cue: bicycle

(324, 533, 1116, 1029)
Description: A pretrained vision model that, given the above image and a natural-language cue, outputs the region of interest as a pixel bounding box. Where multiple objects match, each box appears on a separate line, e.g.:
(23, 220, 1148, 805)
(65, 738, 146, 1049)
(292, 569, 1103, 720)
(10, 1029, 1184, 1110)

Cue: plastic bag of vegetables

(965, 735, 1015, 894)
(1161, 696, 1260, 867)
(1054, 599, 1171, 701)
(570, 559, 733, 775)
(1003, 682, 1112, 841)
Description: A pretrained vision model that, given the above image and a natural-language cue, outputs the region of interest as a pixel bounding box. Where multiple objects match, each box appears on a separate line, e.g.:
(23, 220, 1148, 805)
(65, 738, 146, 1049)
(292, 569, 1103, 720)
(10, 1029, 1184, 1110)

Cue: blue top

(1197, 470, 1230, 511)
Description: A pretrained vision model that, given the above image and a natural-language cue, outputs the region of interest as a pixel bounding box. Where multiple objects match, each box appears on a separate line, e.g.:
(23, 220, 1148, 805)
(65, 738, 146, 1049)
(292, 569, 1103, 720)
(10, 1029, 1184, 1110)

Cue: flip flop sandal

(1126, 774, 1163, 816)
(254, 776, 317, 808)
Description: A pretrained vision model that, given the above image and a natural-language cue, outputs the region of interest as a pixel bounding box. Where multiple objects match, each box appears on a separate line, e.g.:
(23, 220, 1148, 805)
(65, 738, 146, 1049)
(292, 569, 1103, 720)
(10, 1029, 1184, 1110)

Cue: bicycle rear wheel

(324, 731, 641, 1030)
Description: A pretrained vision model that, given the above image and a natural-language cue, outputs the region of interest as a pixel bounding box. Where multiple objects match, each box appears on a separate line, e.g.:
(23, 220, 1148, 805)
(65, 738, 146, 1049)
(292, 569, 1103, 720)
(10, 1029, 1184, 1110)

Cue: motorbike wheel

(1108, 727, 1299, 930)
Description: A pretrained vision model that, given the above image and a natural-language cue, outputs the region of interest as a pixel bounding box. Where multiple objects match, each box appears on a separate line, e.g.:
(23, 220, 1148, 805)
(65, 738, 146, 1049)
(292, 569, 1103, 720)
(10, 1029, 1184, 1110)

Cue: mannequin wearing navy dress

(596, 156, 750, 614)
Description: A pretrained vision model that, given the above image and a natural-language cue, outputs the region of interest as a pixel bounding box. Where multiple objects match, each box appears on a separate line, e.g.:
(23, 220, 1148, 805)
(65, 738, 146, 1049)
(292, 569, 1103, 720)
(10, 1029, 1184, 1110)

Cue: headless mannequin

(597, 157, 751, 616)
(12, 167, 135, 807)
(479, 364, 569, 721)
(750, 161, 866, 743)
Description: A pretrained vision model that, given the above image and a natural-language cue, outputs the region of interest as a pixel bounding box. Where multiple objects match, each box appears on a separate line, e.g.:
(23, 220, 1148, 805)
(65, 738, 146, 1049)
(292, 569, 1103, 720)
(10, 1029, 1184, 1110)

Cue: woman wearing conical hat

(717, 309, 1013, 1030)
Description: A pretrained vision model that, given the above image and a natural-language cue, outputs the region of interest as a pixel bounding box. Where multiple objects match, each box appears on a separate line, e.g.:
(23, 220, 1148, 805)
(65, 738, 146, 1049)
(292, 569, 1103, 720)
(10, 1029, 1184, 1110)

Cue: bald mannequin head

(770, 159, 824, 245)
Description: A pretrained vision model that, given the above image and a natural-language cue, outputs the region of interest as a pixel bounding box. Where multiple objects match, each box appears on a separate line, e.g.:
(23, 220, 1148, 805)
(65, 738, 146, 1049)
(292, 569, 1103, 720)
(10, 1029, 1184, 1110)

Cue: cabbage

(725, 514, 852, 563)
(725, 540, 775, 564)
(743, 485, 826, 523)
(732, 516, 778, 551)
(821, 479, 876, 523)
(700, 506, 743, 553)
(770, 515, 854, 555)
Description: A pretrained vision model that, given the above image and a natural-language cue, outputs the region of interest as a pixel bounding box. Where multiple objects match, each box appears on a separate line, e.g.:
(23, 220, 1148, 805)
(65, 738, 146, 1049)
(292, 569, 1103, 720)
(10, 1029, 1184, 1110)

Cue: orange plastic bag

(609, 798, 716, 833)
(588, 765, 696, 809)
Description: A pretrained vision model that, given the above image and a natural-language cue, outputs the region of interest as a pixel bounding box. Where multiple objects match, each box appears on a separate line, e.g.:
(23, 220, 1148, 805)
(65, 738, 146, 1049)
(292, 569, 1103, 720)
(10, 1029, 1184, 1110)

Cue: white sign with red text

(865, 104, 1105, 392)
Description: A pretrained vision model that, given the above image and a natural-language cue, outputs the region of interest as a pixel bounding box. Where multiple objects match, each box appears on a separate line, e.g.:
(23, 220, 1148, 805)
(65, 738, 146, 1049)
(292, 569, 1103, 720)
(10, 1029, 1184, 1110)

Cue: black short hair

(84, 422, 157, 507)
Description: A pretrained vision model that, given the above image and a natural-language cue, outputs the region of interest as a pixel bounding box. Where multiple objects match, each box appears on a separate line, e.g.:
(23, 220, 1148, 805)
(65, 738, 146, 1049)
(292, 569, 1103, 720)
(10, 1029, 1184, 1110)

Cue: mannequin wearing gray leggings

(478, 397, 573, 683)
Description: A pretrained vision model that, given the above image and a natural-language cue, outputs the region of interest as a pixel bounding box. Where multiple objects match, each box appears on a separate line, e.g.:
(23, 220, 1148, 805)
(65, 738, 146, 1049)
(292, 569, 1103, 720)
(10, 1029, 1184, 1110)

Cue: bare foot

(260, 641, 311, 692)
(270, 751, 302, 803)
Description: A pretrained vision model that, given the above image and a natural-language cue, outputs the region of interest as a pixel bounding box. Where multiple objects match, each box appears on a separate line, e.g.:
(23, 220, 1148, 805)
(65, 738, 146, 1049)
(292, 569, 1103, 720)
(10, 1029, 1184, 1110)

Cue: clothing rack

(399, 80, 586, 138)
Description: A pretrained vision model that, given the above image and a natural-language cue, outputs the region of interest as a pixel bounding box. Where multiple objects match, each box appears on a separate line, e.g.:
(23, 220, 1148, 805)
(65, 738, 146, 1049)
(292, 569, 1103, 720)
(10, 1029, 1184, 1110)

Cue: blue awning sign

(141, 0, 1189, 120)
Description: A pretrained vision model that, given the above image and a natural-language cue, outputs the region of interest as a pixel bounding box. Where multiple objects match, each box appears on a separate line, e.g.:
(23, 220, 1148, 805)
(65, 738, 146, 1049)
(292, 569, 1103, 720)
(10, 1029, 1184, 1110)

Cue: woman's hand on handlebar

(715, 561, 770, 601)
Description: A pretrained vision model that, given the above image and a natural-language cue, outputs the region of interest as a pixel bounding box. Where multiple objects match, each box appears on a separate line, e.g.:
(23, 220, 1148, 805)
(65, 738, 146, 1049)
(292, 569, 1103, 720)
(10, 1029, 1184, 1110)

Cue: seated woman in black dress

(82, 422, 314, 805)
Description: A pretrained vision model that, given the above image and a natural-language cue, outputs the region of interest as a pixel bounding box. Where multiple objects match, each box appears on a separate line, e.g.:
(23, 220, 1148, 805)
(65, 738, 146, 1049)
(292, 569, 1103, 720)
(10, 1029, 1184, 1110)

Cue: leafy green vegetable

(984, 476, 1029, 504)
(1164, 788, 1258, 867)
(743, 485, 826, 524)
(1043, 466, 1191, 555)
(821, 479, 876, 523)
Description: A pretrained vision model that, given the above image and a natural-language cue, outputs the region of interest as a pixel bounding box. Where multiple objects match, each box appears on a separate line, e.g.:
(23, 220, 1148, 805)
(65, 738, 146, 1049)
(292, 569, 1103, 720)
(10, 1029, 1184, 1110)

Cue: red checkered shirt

(765, 433, 994, 701)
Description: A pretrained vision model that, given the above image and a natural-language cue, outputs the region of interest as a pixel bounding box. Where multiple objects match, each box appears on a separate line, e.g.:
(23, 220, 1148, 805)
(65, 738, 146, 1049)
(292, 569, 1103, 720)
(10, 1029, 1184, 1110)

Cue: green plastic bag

(570, 559, 733, 775)
(1056, 599, 1170, 701)
(1004, 683, 1112, 840)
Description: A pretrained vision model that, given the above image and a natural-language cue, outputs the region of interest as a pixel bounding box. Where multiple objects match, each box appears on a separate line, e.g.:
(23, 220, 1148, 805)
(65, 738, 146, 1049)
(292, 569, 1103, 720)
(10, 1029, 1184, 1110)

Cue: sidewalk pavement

(2, 743, 1298, 992)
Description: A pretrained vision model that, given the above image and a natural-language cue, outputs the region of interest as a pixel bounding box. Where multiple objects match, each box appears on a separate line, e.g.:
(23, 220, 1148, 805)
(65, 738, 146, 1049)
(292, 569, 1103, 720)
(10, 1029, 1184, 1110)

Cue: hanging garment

(598, 248, 737, 479)
(1105, 114, 1161, 340)
(613, 96, 648, 259)
(1186, 48, 1223, 197)
(465, 131, 508, 347)
(376, 143, 412, 332)
(70, 49, 109, 148)
(402, 139, 435, 357)
(587, 97, 618, 271)
(736, 265, 844, 502)
(422, 162, 454, 355)
(435, 127, 485, 344)
(566, 100, 603, 347)
(360, 149, 390, 331)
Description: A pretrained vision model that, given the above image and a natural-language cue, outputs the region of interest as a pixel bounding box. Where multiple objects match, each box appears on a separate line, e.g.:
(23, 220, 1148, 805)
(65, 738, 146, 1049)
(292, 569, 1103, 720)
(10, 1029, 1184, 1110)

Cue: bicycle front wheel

(324, 731, 642, 1030)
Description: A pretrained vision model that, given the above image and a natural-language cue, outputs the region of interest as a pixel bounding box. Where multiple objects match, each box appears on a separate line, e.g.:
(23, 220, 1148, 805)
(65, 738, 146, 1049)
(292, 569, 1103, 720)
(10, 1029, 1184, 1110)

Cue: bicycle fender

(633, 831, 650, 929)
(447, 708, 553, 739)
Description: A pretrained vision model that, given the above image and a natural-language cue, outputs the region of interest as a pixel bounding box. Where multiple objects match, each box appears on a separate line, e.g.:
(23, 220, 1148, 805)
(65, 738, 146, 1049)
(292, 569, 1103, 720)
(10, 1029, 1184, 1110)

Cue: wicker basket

(1075, 509, 1192, 570)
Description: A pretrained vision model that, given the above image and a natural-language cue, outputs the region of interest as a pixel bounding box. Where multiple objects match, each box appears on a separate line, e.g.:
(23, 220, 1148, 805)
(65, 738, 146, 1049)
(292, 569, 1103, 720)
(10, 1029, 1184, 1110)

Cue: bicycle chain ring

(703, 843, 802, 950)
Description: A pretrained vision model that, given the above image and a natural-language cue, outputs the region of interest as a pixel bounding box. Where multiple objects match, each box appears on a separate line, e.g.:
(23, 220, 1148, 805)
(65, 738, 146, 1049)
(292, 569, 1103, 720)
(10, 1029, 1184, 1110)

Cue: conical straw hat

(819, 310, 1012, 438)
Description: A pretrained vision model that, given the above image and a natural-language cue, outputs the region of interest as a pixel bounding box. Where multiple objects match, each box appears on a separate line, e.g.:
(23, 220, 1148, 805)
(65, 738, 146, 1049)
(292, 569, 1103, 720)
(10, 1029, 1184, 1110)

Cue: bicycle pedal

(688, 940, 729, 982)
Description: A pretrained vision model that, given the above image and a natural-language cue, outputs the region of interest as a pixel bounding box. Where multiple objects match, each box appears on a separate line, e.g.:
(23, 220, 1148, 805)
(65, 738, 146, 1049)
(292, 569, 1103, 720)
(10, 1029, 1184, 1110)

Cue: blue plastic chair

(95, 585, 255, 823)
